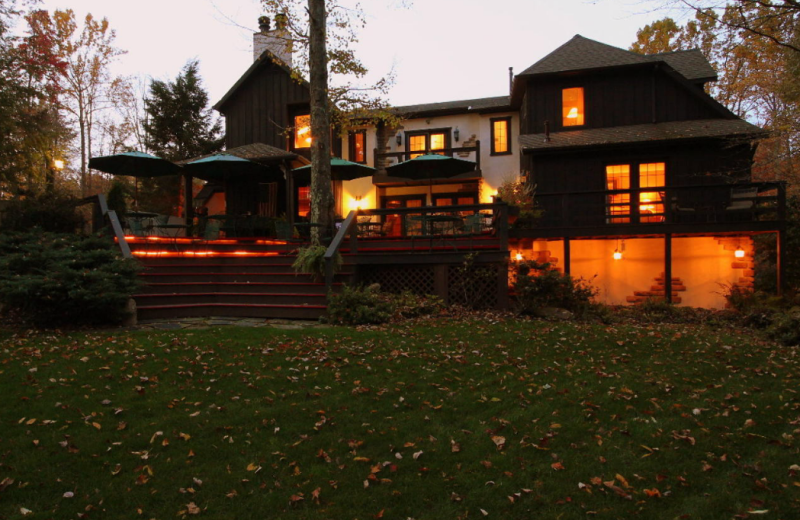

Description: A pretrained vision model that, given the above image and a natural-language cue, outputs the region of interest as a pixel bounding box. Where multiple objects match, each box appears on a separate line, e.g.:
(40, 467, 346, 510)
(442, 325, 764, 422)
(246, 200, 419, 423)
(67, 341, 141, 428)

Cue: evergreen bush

(514, 260, 597, 316)
(1, 190, 83, 233)
(0, 232, 140, 327)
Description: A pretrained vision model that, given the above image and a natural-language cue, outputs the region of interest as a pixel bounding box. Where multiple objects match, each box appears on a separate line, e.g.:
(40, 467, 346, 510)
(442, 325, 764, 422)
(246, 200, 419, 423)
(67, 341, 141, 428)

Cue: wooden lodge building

(126, 19, 787, 319)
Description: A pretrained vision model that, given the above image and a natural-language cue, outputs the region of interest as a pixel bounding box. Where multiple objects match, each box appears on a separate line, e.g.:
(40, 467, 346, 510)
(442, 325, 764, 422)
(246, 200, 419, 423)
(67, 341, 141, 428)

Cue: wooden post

(497, 262, 509, 310)
(777, 229, 786, 297)
(664, 233, 673, 304)
(184, 174, 194, 228)
(497, 203, 509, 252)
(563, 237, 571, 276)
(285, 163, 295, 225)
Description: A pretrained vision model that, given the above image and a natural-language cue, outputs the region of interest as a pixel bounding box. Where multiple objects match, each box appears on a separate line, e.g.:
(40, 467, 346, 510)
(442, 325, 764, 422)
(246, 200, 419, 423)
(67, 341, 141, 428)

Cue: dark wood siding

(522, 66, 724, 134)
(218, 63, 310, 150)
(530, 140, 755, 196)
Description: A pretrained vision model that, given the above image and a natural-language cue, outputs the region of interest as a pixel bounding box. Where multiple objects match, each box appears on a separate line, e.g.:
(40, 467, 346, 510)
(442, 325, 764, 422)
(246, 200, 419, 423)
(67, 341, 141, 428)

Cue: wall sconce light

(454, 128, 460, 142)
(396, 134, 402, 146)
(734, 247, 745, 258)
(613, 239, 625, 260)
(515, 252, 523, 261)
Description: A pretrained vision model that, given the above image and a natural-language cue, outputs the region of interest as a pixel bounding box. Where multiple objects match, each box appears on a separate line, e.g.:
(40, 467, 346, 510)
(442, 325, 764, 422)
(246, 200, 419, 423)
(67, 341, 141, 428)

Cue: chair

(127, 218, 146, 237)
(149, 214, 169, 236)
(725, 186, 758, 222)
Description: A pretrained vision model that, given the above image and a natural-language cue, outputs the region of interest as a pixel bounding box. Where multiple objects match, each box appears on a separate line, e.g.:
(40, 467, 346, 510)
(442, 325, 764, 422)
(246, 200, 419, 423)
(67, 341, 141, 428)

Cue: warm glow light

(131, 250, 280, 258)
(613, 250, 623, 260)
(515, 253, 524, 261)
(566, 107, 579, 119)
(53, 159, 65, 170)
(120, 237, 287, 246)
(348, 197, 363, 211)
(735, 248, 745, 258)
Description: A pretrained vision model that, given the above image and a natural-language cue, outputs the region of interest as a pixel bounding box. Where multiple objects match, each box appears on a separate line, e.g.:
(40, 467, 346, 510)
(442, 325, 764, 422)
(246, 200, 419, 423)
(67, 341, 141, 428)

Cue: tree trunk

(308, 0, 334, 245)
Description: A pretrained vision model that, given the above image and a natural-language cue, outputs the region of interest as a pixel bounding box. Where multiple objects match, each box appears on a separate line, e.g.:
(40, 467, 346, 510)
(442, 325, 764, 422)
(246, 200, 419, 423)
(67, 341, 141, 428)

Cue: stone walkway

(134, 317, 328, 331)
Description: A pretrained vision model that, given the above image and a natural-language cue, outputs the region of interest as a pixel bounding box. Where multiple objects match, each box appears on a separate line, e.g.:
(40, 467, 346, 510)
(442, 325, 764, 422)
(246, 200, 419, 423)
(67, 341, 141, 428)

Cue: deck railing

(373, 141, 481, 171)
(526, 182, 786, 233)
(324, 202, 509, 288)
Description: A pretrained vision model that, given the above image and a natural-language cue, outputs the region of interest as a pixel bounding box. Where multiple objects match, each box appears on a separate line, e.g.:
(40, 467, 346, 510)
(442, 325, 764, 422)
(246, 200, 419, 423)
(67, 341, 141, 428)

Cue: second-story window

(490, 117, 512, 155)
(349, 130, 367, 164)
(294, 115, 311, 149)
(407, 130, 449, 159)
(562, 87, 585, 127)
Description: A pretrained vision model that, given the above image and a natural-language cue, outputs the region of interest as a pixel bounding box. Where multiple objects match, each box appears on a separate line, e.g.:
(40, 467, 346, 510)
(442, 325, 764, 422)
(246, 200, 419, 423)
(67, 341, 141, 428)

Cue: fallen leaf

(551, 462, 565, 471)
(63, 491, 74, 498)
(186, 502, 200, 515)
(19, 507, 32, 516)
(491, 436, 506, 450)
(413, 450, 423, 460)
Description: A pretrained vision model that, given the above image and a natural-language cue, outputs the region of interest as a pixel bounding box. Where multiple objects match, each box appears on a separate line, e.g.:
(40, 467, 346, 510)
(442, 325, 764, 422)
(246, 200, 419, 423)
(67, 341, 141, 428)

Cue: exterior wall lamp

(454, 128, 460, 142)
(396, 134, 402, 146)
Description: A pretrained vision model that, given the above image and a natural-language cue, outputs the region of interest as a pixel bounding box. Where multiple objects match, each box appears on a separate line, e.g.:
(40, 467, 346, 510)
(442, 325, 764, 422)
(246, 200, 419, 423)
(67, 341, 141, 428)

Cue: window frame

(348, 129, 367, 164)
(561, 87, 585, 128)
(404, 128, 451, 159)
(603, 160, 668, 224)
(490, 116, 512, 156)
(292, 113, 312, 150)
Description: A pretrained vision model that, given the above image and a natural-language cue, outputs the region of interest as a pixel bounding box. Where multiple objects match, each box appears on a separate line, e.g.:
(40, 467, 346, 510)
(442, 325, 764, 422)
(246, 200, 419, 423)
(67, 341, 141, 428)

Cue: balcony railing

(523, 182, 786, 235)
(374, 142, 481, 171)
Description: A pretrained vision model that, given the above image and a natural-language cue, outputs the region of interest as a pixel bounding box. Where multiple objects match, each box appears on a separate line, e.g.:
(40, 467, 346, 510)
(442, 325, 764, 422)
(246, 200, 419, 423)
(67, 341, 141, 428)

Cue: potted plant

(495, 176, 540, 226)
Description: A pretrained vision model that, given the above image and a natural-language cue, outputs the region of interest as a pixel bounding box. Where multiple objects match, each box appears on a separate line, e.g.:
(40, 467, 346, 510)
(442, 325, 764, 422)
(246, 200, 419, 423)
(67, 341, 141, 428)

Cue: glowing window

(297, 186, 310, 217)
(294, 115, 311, 149)
(430, 133, 446, 155)
(491, 117, 511, 155)
(606, 164, 630, 223)
(639, 162, 665, 223)
(409, 135, 426, 159)
(349, 130, 366, 163)
(562, 88, 585, 127)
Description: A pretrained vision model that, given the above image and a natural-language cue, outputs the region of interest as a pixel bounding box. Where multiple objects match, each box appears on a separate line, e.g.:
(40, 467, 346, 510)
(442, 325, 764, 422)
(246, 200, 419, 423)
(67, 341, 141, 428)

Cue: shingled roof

(518, 35, 716, 82)
(178, 143, 297, 165)
(519, 119, 765, 153)
(391, 96, 512, 117)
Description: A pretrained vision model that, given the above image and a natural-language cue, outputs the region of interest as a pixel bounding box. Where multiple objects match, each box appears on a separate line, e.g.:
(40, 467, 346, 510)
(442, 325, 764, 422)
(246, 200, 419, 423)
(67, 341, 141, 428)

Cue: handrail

(78, 193, 132, 259)
(374, 141, 482, 170)
(324, 209, 359, 288)
(534, 181, 785, 198)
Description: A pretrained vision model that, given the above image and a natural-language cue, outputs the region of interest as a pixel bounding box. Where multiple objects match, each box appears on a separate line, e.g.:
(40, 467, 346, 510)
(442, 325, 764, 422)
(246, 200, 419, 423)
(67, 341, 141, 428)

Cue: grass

(0, 316, 798, 519)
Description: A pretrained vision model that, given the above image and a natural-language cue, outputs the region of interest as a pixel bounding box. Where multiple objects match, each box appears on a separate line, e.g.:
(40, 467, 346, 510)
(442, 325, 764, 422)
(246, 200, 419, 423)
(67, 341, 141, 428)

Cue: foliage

(766, 306, 800, 345)
(496, 175, 534, 207)
(325, 284, 443, 325)
(0, 318, 798, 518)
(292, 244, 342, 281)
(27, 9, 126, 195)
(0, 4, 70, 196)
(514, 260, 597, 316)
(0, 189, 83, 233)
(325, 283, 393, 325)
(105, 179, 128, 216)
(143, 60, 223, 161)
(630, 6, 800, 186)
(0, 231, 140, 326)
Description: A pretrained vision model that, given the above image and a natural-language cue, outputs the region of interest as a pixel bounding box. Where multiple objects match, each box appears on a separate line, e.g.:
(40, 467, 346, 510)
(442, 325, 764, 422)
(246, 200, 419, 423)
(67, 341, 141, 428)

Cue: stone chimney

(253, 15, 292, 66)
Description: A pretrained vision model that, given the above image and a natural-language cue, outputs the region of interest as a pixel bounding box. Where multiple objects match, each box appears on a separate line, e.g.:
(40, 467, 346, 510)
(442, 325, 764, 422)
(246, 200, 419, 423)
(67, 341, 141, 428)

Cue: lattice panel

(361, 266, 435, 296)
(447, 264, 498, 309)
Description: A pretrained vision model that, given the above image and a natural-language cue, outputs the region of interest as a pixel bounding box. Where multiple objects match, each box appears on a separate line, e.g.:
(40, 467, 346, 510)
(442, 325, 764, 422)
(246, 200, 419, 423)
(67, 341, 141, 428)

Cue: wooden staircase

(128, 238, 352, 321)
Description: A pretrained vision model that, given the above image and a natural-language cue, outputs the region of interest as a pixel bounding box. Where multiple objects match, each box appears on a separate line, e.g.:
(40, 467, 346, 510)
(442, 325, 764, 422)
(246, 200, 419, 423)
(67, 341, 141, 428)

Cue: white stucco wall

(340, 111, 520, 213)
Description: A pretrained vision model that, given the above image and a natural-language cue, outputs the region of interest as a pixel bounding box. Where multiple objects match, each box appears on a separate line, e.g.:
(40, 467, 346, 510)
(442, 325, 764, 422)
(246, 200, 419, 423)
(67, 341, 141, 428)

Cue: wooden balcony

(514, 182, 787, 239)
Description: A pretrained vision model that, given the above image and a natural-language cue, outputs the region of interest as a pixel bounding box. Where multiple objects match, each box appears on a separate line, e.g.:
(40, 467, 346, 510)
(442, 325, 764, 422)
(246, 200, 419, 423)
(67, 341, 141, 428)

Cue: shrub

(106, 180, 129, 216)
(0, 232, 140, 327)
(1, 190, 83, 233)
(292, 245, 342, 281)
(389, 290, 444, 320)
(514, 261, 597, 317)
(326, 284, 393, 325)
(766, 307, 800, 346)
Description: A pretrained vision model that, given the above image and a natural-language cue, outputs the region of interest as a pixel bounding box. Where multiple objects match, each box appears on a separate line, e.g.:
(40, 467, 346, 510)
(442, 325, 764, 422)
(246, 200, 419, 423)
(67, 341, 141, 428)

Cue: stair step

(137, 303, 326, 321)
(141, 282, 336, 295)
(138, 272, 353, 284)
(134, 292, 328, 307)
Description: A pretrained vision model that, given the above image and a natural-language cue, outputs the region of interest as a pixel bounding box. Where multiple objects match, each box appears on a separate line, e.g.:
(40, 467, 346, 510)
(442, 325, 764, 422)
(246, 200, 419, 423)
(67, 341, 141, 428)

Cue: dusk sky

(34, 0, 685, 108)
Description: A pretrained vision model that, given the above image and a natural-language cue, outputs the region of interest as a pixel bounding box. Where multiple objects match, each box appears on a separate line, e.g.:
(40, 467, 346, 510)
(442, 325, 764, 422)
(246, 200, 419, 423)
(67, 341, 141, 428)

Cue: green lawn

(0, 317, 798, 519)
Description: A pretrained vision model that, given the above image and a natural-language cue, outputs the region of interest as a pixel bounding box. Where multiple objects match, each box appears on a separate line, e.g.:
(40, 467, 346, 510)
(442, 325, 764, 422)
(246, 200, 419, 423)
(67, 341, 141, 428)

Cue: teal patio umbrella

(184, 153, 273, 181)
(89, 151, 182, 209)
(292, 157, 376, 183)
(386, 154, 477, 202)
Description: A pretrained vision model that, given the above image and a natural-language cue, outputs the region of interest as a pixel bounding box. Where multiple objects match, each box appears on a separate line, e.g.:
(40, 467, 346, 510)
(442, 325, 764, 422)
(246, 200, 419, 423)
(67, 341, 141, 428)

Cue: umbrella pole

(135, 178, 139, 211)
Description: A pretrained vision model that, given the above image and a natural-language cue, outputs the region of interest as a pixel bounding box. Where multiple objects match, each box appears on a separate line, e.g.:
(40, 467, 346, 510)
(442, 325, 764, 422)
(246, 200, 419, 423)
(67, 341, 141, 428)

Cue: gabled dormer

(511, 35, 732, 135)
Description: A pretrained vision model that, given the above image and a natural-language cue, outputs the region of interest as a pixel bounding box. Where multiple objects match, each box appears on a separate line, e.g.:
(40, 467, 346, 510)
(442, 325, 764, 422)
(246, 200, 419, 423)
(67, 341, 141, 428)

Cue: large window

(406, 130, 449, 159)
(293, 115, 311, 149)
(349, 130, 367, 164)
(605, 162, 666, 223)
(297, 186, 310, 217)
(562, 87, 585, 127)
(490, 117, 512, 155)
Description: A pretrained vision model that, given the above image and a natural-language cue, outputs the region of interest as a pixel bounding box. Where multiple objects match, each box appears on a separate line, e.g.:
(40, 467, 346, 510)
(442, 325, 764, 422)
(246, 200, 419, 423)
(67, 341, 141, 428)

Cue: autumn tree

(26, 9, 125, 196)
(0, 1, 70, 196)
(631, 5, 800, 184)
